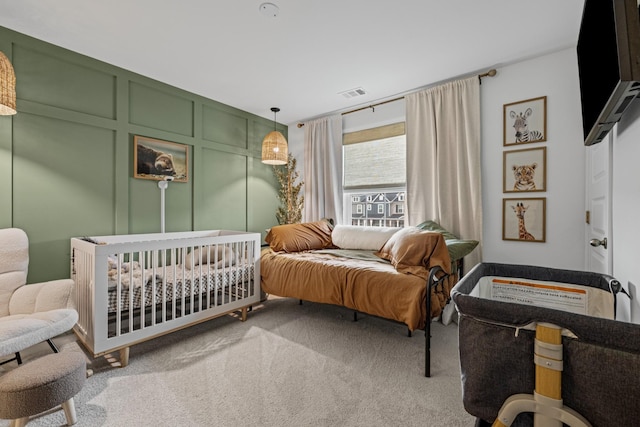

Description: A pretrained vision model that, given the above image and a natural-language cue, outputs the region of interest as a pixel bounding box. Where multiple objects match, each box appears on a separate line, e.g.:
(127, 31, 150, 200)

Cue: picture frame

(133, 135, 188, 182)
(503, 96, 547, 146)
(503, 147, 547, 193)
(502, 197, 546, 242)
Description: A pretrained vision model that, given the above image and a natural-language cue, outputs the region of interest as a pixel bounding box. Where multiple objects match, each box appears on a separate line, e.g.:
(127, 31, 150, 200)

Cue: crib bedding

(260, 248, 454, 331)
(107, 263, 254, 314)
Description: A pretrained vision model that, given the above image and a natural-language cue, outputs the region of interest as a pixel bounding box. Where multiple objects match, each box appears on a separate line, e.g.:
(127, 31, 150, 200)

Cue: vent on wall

(339, 87, 367, 99)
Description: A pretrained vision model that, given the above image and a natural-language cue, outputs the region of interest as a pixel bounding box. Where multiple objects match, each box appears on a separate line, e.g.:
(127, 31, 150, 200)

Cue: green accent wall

(0, 26, 283, 283)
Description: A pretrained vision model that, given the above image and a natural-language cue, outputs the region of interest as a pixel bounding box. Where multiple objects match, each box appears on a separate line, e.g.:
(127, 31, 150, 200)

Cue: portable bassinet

(451, 262, 639, 427)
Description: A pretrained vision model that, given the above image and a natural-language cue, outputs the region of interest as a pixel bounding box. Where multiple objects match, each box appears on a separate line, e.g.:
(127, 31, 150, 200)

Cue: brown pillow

(375, 227, 451, 279)
(265, 220, 335, 253)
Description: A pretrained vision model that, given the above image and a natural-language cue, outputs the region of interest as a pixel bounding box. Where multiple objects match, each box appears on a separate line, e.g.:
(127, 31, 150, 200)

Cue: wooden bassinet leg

(534, 323, 563, 426)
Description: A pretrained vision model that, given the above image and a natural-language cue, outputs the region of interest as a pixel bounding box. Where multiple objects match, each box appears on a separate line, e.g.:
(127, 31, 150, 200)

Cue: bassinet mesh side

(452, 262, 640, 427)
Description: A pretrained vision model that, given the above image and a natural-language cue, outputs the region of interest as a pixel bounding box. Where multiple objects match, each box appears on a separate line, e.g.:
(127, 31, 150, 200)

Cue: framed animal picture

(133, 135, 188, 182)
(502, 197, 546, 243)
(503, 147, 546, 193)
(503, 96, 547, 146)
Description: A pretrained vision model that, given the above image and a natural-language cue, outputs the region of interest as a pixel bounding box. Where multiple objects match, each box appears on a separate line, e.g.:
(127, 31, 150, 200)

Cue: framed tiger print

(502, 197, 546, 243)
(503, 96, 547, 146)
(503, 147, 546, 193)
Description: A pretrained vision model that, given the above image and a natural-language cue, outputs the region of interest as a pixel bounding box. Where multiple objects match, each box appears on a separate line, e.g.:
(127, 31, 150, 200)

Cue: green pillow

(445, 239, 479, 261)
(415, 220, 479, 260)
(415, 220, 459, 240)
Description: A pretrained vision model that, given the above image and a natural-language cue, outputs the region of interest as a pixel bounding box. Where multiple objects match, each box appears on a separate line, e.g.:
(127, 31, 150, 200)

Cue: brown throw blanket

(260, 232, 456, 331)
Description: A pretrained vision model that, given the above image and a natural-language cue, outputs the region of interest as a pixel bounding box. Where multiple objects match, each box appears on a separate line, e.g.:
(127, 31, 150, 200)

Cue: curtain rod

(297, 68, 497, 128)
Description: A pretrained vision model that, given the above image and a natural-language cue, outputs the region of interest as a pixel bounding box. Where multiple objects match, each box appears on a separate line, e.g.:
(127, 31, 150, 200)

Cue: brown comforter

(260, 246, 456, 331)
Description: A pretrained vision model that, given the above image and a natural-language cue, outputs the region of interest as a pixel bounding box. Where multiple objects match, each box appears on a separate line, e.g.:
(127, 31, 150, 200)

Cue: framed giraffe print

(502, 197, 546, 242)
(503, 147, 547, 193)
(503, 96, 547, 146)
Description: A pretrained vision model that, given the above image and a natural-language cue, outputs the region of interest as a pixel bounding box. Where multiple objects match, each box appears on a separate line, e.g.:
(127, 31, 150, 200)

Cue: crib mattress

(107, 264, 254, 314)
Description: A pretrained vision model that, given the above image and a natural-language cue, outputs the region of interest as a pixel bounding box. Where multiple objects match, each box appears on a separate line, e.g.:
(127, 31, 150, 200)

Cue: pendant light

(261, 107, 288, 165)
(0, 51, 17, 115)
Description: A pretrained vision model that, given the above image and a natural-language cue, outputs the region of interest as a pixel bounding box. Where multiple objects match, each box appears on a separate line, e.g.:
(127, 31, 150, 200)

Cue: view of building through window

(342, 125, 406, 227)
(347, 191, 405, 227)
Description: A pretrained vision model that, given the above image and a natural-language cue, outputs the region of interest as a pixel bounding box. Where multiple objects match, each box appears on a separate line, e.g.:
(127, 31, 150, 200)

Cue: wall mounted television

(577, 0, 640, 146)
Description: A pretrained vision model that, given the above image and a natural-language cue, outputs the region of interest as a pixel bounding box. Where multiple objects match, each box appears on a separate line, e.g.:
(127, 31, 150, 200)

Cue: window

(343, 135, 406, 189)
(342, 122, 407, 227)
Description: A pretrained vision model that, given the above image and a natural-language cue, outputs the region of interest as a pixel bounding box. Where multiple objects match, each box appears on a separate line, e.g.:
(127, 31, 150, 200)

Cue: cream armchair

(0, 228, 78, 365)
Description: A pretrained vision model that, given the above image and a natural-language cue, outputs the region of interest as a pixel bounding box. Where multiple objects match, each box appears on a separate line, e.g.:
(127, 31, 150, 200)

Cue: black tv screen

(577, 0, 640, 146)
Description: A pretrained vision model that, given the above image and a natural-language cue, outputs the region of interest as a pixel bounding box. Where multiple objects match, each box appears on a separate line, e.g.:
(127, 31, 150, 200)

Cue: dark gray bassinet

(451, 262, 639, 427)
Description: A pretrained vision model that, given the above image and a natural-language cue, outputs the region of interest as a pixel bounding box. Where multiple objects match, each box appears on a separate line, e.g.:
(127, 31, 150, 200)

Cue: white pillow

(185, 245, 234, 269)
(331, 225, 401, 250)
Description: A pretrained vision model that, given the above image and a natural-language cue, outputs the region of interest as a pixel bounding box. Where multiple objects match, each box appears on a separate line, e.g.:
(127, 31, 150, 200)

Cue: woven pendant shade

(261, 107, 288, 165)
(261, 130, 288, 165)
(0, 51, 16, 115)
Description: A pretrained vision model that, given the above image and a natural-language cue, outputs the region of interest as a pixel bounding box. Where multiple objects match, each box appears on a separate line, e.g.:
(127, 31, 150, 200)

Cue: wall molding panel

(0, 26, 281, 282)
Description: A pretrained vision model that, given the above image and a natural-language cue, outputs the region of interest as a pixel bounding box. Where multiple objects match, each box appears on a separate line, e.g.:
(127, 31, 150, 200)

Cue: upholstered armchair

(0, 228, 78, 365)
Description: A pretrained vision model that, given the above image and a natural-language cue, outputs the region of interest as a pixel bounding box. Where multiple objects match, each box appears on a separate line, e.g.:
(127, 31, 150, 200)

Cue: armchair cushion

(0, 228, 78, 361)
(0, 273, 26, 318)
(0, 309, 78, 357)
(0, 228, 29, 317)
(8, 279, 75, 316)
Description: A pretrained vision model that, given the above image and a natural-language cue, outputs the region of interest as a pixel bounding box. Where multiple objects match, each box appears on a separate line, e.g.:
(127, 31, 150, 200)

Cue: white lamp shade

(261, 130, 288, 165)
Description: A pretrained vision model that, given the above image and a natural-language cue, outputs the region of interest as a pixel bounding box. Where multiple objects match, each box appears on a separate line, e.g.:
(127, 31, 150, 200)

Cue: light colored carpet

(0, 297, 476, 426)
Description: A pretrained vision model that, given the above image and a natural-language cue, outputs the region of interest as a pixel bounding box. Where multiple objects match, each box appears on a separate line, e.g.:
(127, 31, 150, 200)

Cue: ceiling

(0, 0, 585, 125)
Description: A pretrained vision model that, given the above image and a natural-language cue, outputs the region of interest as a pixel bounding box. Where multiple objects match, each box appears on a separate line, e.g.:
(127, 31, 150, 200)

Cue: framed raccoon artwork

(503, 96, 547, 146)
(133, 135, 188, 182)
(503, 146, 546, 193)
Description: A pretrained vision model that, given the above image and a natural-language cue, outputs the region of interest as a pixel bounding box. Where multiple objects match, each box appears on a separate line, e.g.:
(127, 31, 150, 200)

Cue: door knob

(590, 237, 607, 249)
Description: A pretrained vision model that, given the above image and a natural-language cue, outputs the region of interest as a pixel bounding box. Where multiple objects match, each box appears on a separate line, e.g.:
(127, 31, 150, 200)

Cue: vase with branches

(274, 153, 304, 224)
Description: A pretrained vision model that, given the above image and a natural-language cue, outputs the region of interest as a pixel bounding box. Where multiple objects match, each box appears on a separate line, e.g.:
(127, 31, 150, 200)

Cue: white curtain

(405, 76, 482, 270)
(303, 115, 343, 223)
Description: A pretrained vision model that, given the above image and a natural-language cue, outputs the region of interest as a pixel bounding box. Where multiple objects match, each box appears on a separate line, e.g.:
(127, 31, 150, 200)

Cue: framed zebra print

(503, 147, 547, 193)
(503, 96, 547, 146)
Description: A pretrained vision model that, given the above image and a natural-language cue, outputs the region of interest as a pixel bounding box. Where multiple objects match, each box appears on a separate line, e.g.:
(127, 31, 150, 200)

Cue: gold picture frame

(133, 135, 188, 182)
(502, 197, 546, 242)
(503, 147, 547, 193)
(503, 96, 547, 146)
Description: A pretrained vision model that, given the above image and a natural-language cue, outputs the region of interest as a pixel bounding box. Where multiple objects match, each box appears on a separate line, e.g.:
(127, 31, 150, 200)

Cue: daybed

(260, 220, 479, 376)
(70, 230, 261, 367)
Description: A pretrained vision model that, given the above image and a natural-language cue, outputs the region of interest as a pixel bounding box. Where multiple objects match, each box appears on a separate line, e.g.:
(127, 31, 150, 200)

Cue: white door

(585, 133, 612, 275)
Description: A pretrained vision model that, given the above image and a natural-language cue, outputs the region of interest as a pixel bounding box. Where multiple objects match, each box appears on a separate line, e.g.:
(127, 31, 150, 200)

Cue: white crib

(70, 230, 261, 367)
